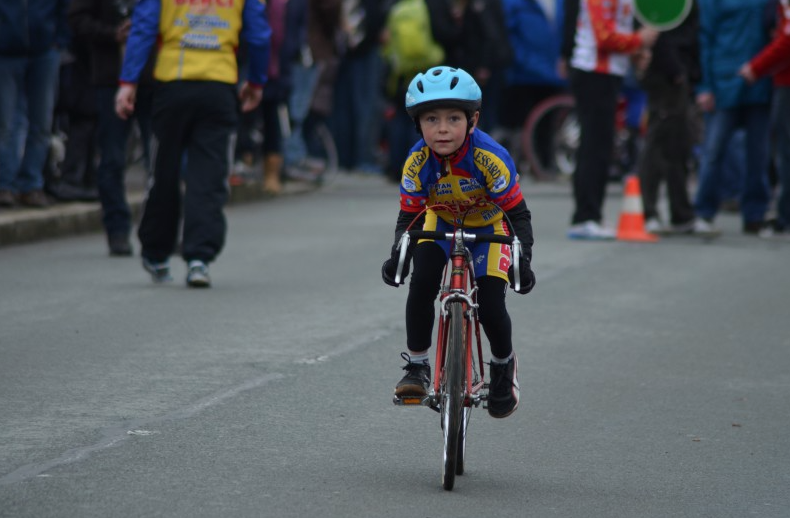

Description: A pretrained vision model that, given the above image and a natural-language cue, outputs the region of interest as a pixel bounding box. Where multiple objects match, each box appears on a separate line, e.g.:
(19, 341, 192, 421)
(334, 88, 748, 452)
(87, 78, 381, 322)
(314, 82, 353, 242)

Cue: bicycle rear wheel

(441, 302, 466, 491)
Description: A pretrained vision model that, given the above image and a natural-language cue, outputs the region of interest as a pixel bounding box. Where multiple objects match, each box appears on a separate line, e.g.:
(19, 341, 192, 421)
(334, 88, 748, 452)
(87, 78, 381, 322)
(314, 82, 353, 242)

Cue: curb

(0, 172, 317, 248)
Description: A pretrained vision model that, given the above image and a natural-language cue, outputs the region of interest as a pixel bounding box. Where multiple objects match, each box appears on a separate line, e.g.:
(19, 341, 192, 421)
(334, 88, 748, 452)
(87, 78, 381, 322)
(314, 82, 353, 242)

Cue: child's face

(418, 108, 479, 156)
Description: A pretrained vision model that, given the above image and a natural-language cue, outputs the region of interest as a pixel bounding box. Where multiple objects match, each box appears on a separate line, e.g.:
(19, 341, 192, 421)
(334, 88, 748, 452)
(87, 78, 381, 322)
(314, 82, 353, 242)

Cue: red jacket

(749, 0, 790, 86)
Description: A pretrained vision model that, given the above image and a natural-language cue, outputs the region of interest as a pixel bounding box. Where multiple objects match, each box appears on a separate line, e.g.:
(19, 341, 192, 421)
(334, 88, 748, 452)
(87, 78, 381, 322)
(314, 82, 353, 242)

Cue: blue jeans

(0, 49, 60, 193)
(771, 87, 790, 227)
(283, 63, 320, 166)
(95, 87, 133, 236)
(694, 105, 771, 223)
(720, 128, 745, 202)
(329, 49, 383, 171)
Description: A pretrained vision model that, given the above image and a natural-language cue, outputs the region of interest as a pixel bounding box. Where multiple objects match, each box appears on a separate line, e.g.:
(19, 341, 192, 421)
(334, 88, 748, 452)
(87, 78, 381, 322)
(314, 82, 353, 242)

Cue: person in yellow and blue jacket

(115, 0, 271, 288)
(381, 66, 535, 419)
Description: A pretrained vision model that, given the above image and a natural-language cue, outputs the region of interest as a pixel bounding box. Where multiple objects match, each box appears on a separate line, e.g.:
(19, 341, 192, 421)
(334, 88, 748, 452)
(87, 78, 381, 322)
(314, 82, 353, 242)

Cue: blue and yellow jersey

(399, 130, 525, 228)
(120, 0, 271, 86)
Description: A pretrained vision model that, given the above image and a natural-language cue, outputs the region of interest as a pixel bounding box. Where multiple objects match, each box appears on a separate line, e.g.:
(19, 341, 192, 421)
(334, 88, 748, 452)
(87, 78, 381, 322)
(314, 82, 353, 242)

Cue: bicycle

(520, 92, 639, 182)
(390, 203, 523, 491)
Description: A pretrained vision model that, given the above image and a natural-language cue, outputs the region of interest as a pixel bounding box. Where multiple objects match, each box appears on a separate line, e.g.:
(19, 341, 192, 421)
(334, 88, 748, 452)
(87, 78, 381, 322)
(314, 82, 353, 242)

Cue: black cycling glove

(381, 245, 410, 287)
(508, 257, 536, 294)
(504, 199, 536, 294)
(381, 210, 424, 287)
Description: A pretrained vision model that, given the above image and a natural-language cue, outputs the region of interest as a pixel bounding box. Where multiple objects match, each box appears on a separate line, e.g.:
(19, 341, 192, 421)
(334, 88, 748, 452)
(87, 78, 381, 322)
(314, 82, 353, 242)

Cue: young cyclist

(381, 66, 536, 418)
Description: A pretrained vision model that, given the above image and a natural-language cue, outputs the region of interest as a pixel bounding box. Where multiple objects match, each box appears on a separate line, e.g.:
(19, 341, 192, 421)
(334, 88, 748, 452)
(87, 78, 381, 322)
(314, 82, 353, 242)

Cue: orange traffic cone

(617, 175, 658, 242)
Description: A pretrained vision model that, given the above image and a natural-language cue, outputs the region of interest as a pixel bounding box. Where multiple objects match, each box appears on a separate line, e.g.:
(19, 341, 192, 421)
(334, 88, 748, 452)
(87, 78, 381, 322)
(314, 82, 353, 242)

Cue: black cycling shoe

(487, 356, 520, 418)
(394, 353, 431, 397)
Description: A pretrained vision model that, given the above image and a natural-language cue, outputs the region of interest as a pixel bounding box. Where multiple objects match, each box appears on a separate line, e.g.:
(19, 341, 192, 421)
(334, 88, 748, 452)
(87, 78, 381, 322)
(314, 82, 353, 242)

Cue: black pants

(406, 243, 513, 360)
(138, 81, 238, 263)
(569, 68, 622, 224)
(637, 77, 695, 225)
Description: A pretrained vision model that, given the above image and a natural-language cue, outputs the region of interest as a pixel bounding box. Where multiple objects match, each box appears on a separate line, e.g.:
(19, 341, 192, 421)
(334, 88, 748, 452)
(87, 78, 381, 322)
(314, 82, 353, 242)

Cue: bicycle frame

(433, 231, 486, 411)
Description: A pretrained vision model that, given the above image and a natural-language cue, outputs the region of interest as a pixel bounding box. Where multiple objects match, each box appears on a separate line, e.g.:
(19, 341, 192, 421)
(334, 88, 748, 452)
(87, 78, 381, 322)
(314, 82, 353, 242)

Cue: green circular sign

(634, 0, 692, 31)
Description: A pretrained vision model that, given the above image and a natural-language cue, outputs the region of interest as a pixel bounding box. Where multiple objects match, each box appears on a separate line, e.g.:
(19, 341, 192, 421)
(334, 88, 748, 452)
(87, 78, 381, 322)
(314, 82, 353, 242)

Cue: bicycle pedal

(392, 395, 428, 406)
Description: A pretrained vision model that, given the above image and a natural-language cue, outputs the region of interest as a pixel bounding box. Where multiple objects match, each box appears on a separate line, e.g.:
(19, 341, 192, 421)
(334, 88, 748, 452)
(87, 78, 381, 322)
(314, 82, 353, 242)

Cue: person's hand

(739, 63, 757, 84)
(474, 67, 491, 87)
(115, 83, 137, 120)
(638, 27, 660, 48)
(508, 259, 535, 294)
(632, 48, 652, 73)
(381, 248, 410, 287)
(115, 19, 131, 43)
(696, 91, 715, 112)
(557, 58, 568, 79)
(239, 81, 263, 113)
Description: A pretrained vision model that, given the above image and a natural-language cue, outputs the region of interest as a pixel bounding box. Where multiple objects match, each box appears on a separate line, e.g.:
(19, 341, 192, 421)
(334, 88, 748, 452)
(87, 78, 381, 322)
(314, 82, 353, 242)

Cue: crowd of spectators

(1, 0, 788, 248)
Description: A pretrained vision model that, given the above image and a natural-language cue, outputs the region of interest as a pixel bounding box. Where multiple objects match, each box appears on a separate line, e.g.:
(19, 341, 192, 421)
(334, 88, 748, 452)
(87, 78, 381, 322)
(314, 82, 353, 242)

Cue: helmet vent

(450, 76, 459, 90)
(417, 80, 424, 93)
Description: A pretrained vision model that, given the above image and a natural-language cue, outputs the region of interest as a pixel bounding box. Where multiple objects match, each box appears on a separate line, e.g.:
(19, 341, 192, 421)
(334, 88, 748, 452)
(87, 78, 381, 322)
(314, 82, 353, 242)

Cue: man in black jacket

(425, 0, 513, 132)
(68, 0, 155, 256)
(636, 2, 701, 235)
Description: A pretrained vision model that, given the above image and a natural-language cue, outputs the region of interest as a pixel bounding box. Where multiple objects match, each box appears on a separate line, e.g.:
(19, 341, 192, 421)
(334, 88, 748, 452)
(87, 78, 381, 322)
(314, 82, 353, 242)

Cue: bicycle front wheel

(441, 301, 466, 491)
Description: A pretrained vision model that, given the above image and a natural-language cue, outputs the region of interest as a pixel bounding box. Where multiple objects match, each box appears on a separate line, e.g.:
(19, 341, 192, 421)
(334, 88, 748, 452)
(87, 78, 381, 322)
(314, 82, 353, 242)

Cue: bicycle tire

(441, 301, 466, 491)
(283, 122, 339, 188)
(313, 123, 339, 187)
(521, 94, 578, 181)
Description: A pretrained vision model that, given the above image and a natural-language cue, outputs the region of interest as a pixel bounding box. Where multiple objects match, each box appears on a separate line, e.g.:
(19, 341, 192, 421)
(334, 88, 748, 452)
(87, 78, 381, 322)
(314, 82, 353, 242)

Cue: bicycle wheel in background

(283, 121, 339, 188)
(521, 94, 578, 181)
(441, 301, 467, 491)
(311, 122, 339, 186)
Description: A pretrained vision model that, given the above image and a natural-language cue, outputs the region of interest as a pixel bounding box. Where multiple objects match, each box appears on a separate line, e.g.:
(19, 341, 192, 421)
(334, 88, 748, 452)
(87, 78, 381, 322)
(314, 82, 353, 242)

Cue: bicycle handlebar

(394, 229, 522, 291)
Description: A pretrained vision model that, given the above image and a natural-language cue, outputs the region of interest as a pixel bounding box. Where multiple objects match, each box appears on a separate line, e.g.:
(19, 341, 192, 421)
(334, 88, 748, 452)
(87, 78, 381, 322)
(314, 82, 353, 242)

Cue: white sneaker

(692, 217, 721, 237)
(759, 222, 790, 239)
(186, 260, 211, 288)
(644, 218, 665, 234)
(567, 220, 616, 240)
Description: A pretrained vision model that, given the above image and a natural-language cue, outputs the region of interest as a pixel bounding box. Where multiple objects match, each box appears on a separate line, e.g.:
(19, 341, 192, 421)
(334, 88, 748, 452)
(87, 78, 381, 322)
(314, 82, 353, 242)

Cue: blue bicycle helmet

(405, 66, 482, 120)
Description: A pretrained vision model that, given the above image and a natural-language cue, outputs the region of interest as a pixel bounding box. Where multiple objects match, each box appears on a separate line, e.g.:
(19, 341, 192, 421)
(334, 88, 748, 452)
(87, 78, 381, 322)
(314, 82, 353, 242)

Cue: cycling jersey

(570, 0, 642, 76)
(120, 0, 271, 86)
(399, 129, 524, 228)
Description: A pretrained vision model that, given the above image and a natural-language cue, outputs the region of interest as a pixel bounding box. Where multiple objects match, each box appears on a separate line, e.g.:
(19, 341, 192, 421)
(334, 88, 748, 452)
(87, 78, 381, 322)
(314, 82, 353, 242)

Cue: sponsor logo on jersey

(433, 182, 453, 196)
(175, 0, 235, 6)
(459, 178, 481, 194)
(481, 208, 499, 222)
(473, 148, 510, 193)
(402, 148, 428, 192)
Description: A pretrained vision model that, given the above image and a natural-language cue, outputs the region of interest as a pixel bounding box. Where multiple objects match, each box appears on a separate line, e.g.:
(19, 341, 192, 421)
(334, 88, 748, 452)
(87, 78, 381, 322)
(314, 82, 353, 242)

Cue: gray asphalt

(1, 174, 789, 517)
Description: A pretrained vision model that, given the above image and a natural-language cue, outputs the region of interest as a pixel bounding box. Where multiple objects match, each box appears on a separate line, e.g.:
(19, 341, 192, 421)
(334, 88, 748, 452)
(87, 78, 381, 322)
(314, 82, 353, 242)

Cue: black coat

(426, 0, 513, 74)
(642, 2, 701, 86)
(68, 0, 154, 87)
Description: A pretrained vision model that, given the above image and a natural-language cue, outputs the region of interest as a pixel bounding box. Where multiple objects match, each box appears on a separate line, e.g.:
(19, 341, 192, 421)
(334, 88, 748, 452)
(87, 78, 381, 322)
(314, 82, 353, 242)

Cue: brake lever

(512, 236, 521, 292)
(394, 233, 411, 284)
